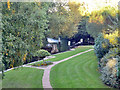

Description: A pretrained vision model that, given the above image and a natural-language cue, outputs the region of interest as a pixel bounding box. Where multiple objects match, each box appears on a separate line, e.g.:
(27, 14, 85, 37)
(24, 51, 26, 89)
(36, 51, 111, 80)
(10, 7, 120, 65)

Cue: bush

(33, 49, 51, 58)
(100, 48, 120, 88)
(32, 61, 53, 66)
(100, 48, 118, 70)
(94, 34, 111, 60)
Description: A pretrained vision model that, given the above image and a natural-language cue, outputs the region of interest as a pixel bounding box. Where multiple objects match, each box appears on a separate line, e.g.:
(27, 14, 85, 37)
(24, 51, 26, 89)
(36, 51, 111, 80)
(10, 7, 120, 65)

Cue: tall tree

(48, 2, 83, 39)
(2, 2, 50, 69)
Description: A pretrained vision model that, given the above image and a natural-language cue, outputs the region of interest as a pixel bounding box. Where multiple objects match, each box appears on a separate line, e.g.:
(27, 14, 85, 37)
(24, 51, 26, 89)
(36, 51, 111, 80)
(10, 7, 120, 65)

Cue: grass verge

(30, 46, 93, 65)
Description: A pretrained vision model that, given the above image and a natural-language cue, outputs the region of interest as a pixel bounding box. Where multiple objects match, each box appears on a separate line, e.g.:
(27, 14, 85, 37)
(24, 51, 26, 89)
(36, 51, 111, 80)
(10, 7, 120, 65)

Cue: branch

(108, 15, 118, 26)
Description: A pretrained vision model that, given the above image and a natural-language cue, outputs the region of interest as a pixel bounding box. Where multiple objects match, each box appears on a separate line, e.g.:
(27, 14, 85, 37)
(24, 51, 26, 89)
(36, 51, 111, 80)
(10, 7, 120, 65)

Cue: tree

(2, 2, 50, 69)
(86, 5, 118, 38)
(48, 2, 83, 39)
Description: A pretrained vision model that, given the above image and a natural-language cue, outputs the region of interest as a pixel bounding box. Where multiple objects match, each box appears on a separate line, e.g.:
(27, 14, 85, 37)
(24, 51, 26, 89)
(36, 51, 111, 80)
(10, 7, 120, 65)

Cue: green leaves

(2, 2, 50, 69)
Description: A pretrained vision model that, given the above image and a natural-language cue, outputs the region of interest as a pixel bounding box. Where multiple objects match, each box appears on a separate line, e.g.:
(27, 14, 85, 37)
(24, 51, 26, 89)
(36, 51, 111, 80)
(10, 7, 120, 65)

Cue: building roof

(47, 38, 59, 43)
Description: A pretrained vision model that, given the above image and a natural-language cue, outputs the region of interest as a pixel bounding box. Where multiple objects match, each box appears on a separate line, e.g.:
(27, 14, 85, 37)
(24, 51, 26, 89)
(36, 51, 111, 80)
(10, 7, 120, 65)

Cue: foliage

(30, 46, 93, 65)
(103, 30, 118, 45)
(94, 34, 111, 60)
(71, 18, 92, 43)
(2, 2, 50, 69)
(86, 22, 103, 38)
(100, 48, 120, 88)
(100, 48, 119, 70)
(32, 61, 53, 66)
(48, 2, 83, 38)
(33, 49, 51, 58)
(85, 4, 118, 38)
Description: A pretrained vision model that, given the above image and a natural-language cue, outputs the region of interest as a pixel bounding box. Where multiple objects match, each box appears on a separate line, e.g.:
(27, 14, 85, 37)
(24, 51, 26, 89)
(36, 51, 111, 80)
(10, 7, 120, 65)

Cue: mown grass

(2, 46, 95, 88)
(50, 50, 110, 88)
(30, 46, 93, 65)
(0, 74, 2, 89)
(2, 67, 44, 88)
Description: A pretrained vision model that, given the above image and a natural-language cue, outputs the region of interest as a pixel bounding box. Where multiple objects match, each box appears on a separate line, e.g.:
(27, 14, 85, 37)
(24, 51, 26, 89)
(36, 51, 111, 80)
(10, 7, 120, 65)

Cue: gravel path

(41, 49, 93, 89)
(2, 49, 93, 89)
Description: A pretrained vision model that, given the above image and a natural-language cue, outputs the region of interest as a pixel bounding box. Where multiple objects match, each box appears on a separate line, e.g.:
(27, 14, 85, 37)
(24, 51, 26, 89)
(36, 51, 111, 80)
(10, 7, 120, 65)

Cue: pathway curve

(3, 49, 93, 89)
(41, 49, 94, 89)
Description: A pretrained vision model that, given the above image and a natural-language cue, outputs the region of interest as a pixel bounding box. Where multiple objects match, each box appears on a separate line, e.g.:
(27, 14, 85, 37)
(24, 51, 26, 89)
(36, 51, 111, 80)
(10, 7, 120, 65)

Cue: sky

(69, 0, 119, 13)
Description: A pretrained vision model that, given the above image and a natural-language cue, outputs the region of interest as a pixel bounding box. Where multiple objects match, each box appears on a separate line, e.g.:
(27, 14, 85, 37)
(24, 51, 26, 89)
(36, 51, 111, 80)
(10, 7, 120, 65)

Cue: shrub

(100, 48, 120, 88)
(94, 33, 111, 60)
(103, 30, 118, 45)
(33, 49, 51, 58)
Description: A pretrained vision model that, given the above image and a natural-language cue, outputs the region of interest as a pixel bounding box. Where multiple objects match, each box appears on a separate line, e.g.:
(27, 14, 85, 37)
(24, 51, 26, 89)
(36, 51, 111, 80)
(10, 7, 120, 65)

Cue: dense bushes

(94, 33, 111, 60)
(2, 2, 50, 69)
(94, 31, 120, 88)
(100, 48, 119, 88)
(100, 51, 120, 88)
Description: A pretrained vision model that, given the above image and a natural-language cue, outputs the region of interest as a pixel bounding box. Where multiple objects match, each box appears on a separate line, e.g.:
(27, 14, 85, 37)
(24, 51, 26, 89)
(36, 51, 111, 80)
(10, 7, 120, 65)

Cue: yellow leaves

(17, 32, 20, 36)
(13, 59, 15, 64)
(69, 0, 81, 4)
(23, 53, 27, 61)
(69, 0, 118, 25)
(37, 64, 40, 66)
(107, 59, 117, 68)
(68, 1, 82, 16)
(9, 64, 13, 68)
(6, 53, 8, 56)
(60, 12, 63, 15)
(107, 58, 117, 76)
(7, 0, 10, 10)
(11, 64, 13, 68)
(12, 10, 15, 14)
(102, 43, 106, 48)
(38, 2, 41, 6)
(99, 15, 104, 24)
(103, 30, 118, 45)
(34, 0, 41, 6)
(88, 10, 104, 24)
(31, 36, 34, 39)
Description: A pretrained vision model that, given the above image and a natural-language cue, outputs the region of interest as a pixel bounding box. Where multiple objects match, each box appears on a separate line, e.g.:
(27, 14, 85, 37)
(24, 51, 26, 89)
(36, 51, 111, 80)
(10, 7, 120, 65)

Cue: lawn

(0, 74, 2, 89)
(2, 46, 93, 88)
(50, 50, 110, 88)
(30, 46, 93, 65)
(2, 67, 44, 88)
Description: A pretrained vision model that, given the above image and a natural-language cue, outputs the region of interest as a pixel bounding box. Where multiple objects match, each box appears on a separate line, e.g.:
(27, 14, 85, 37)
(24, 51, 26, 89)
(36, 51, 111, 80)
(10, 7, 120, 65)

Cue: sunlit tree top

(69, 0, 119, 14)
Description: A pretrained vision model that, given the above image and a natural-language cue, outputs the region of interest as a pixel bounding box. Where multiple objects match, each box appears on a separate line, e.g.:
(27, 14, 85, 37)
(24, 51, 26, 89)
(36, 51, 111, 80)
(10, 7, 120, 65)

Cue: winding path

(41, 49, 93, 89)
(3, 49, 93, 89)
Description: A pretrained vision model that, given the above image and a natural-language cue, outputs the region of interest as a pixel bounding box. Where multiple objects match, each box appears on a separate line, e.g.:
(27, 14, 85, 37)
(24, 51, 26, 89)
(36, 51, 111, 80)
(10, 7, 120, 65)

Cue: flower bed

(32, 61, 53, 66)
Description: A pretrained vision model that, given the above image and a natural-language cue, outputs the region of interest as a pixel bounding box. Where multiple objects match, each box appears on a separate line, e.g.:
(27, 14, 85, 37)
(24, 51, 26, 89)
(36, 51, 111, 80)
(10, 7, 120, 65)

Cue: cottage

(45, 37, 70, 53)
